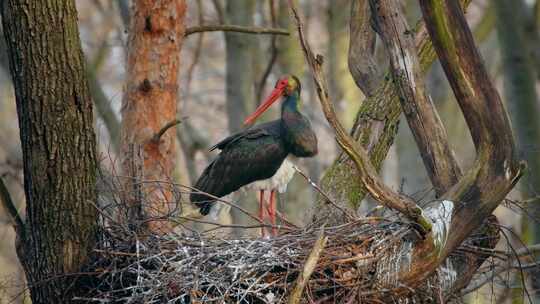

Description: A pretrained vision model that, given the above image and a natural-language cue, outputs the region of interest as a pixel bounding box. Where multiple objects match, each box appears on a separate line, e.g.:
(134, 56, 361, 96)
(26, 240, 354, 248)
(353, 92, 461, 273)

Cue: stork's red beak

(243, 80, 288, 126)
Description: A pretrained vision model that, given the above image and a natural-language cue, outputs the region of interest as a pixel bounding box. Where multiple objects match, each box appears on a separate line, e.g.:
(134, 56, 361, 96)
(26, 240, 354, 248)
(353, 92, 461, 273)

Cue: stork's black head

(277, 75, 301, 97)
(244, 75, 301, 125)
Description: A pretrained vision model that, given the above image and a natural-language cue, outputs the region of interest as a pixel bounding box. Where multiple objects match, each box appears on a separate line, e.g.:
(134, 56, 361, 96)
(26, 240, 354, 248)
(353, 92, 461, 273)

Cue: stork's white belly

(247, 159, 295, 193)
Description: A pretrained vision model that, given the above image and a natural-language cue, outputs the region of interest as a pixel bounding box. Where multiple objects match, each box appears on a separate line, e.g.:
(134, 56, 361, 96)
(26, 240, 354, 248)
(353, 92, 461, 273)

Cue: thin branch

(288, 0, 432, 234)
(0, 176, 24, 238)
(293, 165, 356, 221)
(86, 17, 120, 152)
(151, 119, 182, 143)
(288, 229, 327, 304)
(519, 196, 540, 205)
(185, 25, 289, 37)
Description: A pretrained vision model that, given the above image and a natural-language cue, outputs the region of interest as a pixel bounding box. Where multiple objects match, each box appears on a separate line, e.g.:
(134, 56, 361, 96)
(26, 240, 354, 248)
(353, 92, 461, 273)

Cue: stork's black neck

(281, 91, 301, 115)
(279, 91, 318, 157)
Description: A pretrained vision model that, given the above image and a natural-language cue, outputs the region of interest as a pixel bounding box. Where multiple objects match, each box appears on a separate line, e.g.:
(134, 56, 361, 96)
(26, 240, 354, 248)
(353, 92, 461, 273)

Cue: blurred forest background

(0, 0, 539, 303)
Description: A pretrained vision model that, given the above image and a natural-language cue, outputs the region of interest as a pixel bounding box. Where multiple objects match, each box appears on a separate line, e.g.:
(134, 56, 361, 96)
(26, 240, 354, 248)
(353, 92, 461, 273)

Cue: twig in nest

(288, 229, 328, 304)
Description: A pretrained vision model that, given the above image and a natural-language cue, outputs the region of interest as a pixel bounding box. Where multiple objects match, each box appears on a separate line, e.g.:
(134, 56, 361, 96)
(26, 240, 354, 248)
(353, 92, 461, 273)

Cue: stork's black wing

(190, 121, 288, 215)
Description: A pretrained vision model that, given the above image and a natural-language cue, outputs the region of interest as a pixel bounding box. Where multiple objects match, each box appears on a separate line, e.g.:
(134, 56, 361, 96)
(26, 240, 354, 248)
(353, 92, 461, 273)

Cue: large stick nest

(83, 216, 454, 303)
(80, 174, 502, 303)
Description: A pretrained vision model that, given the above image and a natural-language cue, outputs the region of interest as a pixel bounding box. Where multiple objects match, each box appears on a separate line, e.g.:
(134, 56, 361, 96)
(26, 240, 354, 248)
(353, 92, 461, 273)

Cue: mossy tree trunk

(1, 0, 98, 302)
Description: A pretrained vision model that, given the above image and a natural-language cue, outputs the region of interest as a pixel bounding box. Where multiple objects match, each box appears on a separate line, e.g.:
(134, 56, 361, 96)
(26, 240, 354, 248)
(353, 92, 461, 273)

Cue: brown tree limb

(185, 25, 289, 37)
(418, 0, 522, 256)
(348, 0, 381, 97)
(151, 119, 182, 143)
(369, 0, 461, 196)
(288, 0, 432, 234)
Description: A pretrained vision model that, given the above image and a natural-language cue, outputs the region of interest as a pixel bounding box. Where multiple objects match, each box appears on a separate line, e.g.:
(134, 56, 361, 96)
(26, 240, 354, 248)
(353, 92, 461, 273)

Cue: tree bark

(121, 0, 186, 234)
(1, 0, 98, 302)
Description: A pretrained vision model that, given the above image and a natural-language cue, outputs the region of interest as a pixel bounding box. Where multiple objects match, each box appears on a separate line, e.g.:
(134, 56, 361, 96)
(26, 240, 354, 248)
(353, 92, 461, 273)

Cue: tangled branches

(74, 168, 527, 303)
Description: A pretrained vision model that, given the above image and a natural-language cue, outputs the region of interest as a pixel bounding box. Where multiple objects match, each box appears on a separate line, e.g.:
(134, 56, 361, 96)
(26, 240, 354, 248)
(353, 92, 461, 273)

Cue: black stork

(190, 75, 317, 236)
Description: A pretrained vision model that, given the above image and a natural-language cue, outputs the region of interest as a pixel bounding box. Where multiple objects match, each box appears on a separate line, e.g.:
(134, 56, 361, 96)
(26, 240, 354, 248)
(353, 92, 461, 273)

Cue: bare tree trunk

(1, 0, 98, 302)
(225, 0, 256, 133)
(495, 0, 540, 301)
(326, 0, 348, 106)
(121, 0, 186, 234)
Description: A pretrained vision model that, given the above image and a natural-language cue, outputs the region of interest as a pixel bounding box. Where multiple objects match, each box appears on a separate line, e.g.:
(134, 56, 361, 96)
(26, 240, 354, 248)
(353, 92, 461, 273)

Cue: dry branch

(151, 119, 182, 143)
(288, 230, 328, 304)
(288, 0, 432, 234)
(185, 24, 289, 36)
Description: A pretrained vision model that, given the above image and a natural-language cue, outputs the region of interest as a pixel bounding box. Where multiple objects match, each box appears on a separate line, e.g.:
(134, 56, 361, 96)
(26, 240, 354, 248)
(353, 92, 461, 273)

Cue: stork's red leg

(269, 190, 277, 236)
(259, 190, 266, 237)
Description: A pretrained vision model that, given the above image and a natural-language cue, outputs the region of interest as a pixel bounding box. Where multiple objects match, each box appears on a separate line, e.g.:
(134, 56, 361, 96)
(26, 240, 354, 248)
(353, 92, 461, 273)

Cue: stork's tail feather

(190, 163, 222, 215)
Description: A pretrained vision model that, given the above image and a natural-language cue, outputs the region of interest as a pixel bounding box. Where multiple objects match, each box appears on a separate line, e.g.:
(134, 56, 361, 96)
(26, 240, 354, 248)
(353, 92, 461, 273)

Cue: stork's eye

(275, 79, 288, 88)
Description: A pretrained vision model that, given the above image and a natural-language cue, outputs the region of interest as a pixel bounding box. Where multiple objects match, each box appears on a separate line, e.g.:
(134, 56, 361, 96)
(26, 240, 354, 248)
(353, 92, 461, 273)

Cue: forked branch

(419, 0, 522, 257)
(369, 0, 461, 195)
(288, 0, 432, 234)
